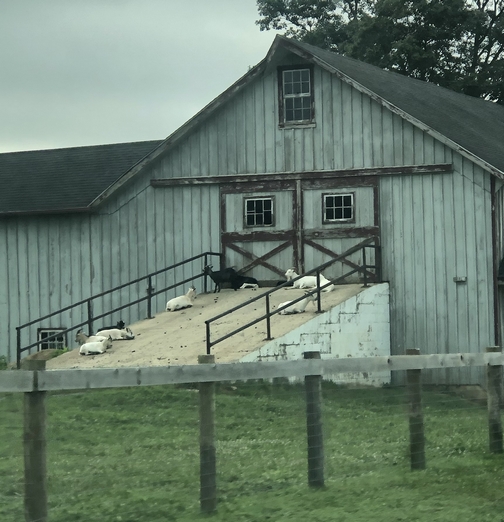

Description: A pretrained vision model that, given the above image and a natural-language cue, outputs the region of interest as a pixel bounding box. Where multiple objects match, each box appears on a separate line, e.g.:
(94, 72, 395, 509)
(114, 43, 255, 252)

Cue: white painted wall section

(240, 283, 391, 386)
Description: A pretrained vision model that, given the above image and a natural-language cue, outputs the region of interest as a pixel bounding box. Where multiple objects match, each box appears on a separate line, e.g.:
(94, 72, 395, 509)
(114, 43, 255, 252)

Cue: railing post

(406, 348, 426, 470)
(198, 354, 217, 514)
(304, 351, 324, 487)
(146, 276, 154, 319)
(315, 273, 322, 313)
(362, 247, 368, 287)
(17, 327, 22, 369)
(375, 243, 382, 282)
(204, 254, 208, 294)
(87, 299, 94, 334)
(22, 359, 48, 522)
(265, 294, 272, 340)
(205, 322, 211, 355)
(486, 346, 503, 453)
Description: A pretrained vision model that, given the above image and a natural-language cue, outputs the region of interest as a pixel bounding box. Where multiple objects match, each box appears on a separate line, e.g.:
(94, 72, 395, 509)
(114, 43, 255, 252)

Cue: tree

(256, 0, 504, 103)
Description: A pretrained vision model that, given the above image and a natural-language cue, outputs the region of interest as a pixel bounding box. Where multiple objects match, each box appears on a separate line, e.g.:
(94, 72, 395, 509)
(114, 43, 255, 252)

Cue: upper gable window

(278, 66, 314, 127)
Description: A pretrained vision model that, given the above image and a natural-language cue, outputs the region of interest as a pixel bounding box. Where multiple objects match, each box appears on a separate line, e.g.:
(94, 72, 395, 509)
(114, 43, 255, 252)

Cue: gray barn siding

(150, 66, 461, 183)
(0, 176, 222, 361)
(3, 54, 498, 375)
(0, 215, 95, 361)
(380, 153, 494, 384)
(155, 67, 406, 178)
(95, 179, 222, 318)
(493, 181, 504, 347)
(146, 61, 495, 384)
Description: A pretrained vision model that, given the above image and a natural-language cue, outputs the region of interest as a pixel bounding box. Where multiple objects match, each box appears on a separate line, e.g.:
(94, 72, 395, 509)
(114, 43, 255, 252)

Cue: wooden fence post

(304, 351, 324, 487)
(22, 359, 48, 522)
(198, 354, 217, 513)
(486, 346, 503, 454)
(406, 348, 426, 470)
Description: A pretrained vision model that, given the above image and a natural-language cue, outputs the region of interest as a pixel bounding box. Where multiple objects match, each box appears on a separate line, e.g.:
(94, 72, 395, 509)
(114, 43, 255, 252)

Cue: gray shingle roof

(0, 140, 163, 215)
(2, 36, 503, 216)
(283, 36, 504, 176)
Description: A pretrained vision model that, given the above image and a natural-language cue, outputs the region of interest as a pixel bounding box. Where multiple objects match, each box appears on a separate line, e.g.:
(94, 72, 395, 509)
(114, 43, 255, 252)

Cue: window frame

(37, 328, 67, 350)
(278, 65, 315, 127)
(322, 192, 356, 224)
(243, 196, 275, 228)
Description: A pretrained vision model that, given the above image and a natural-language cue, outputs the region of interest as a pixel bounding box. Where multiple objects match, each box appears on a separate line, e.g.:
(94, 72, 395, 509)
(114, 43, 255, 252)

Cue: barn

(1, 35, 504, 384)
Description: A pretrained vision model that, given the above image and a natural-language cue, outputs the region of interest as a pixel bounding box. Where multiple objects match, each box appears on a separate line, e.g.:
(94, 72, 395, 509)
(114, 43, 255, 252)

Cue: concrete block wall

(240, 283, 391, 386)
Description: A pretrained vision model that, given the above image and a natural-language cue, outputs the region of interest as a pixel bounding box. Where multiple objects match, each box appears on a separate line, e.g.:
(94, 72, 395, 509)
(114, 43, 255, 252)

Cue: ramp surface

(46, 284, 366, 369)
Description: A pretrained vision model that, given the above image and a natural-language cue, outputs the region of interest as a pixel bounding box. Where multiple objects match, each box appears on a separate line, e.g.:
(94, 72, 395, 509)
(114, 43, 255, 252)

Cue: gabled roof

(0, 140, 163, 215)
(278, 36, 504, 178)
(2, 35, 503, 216)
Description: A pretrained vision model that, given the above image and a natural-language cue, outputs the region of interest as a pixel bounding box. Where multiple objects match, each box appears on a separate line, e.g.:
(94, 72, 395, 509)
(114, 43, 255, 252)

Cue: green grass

(1, 382, 503, 521)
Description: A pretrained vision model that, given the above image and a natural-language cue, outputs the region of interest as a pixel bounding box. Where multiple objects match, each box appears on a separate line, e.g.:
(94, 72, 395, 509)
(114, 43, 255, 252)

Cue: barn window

(278, 66, 314, 126)
(38, 328, 66, 350)
(244, 197, 274, 227)
(323, 193, 355, 223)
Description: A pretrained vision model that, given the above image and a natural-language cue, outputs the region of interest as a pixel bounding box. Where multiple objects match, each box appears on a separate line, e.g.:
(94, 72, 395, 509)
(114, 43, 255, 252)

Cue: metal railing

(16, 251, 223, 368)
(204, 237, 381, 354)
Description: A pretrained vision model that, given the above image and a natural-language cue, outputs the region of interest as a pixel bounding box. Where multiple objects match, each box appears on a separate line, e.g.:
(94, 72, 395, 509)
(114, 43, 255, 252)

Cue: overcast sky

(0, 1, 279, 153)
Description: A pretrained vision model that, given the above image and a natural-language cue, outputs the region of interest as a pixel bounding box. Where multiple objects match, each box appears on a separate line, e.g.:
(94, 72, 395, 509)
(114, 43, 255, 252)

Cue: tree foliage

(256, 0, 504, 103)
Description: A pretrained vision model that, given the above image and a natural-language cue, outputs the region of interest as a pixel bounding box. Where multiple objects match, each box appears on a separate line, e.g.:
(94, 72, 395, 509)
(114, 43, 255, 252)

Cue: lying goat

(166, 286, 197, 311)
(75, 329, 108, 345)
(203, 265, 237, 293)
(80, 337, 113, 355)
(97, 320, 125, 332)
(95, 327, 135, 340)
(277, 292, 316, 315)
(284, 268, 334, 292)
(230, 274, 259, 290)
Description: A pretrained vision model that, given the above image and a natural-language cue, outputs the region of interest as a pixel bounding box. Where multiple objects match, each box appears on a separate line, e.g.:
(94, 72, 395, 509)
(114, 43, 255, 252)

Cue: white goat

(277, 292, 316, 315)
(94, 327, 135, 340)
(75, 329, 108, 346)
(166, 286, 197, 311)
(79, 337, 113, 355)
(284, 268, 334, 292)
(239, 282, 259, 289)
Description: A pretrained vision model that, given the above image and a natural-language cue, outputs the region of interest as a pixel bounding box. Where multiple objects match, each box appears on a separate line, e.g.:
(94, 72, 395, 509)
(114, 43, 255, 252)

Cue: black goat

(203, 265, 237, 293)
(230, 274, 259, 290)
(97, 320, 125, 332)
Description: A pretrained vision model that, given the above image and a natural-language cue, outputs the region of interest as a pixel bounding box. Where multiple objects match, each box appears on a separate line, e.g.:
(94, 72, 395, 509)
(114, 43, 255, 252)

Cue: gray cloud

(0, 0, 277, 152)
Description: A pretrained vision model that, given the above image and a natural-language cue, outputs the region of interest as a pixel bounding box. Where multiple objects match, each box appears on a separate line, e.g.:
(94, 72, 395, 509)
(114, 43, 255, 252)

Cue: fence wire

(0, 375, 503, 522)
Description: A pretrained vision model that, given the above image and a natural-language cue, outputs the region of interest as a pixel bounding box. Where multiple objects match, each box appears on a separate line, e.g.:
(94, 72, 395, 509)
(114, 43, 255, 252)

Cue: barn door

(220, 176, 380, 283)
(300, 177, 380, 282)
(221, 181, 297, 282)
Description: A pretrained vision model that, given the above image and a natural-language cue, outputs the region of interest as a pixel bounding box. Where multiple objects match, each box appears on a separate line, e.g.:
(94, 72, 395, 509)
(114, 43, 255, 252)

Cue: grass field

(1, 381, 503, 522)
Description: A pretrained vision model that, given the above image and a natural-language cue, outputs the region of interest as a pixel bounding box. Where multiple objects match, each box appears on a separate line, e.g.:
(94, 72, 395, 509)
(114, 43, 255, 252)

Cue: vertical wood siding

(380, 154, 494, 384)
(1, 56, 497, 378)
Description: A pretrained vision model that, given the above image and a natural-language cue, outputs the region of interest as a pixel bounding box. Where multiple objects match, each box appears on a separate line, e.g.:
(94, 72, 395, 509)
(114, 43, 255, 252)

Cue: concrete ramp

(241, 283, 391, 386)
(46, 283, 389, 375)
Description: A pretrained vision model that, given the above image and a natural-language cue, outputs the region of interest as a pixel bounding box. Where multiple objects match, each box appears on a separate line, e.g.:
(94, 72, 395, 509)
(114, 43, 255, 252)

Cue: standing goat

(277, 292, 316, 315)
(203, 265, 238, 293)
(284, 268, 334, 292)
(166, 286, 197, 311)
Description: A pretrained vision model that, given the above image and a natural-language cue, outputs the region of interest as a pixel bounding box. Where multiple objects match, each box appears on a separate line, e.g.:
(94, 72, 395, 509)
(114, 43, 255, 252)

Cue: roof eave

(280, 38, 504, 181)
(0, 207, 92, 218)
(89, 52, 273, 209)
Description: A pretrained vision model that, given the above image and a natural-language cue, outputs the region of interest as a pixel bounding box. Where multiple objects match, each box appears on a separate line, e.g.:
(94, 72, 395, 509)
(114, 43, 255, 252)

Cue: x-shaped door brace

(225, 240, 293, 277)
(303, 238, 376, 279)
